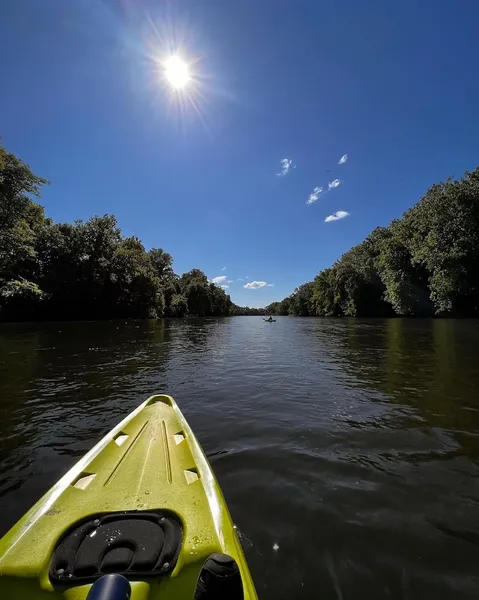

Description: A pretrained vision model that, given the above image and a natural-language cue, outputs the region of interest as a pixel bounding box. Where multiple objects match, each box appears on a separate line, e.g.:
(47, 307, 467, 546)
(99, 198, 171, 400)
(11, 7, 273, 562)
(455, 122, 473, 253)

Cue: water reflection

(311, 319, 479, 445)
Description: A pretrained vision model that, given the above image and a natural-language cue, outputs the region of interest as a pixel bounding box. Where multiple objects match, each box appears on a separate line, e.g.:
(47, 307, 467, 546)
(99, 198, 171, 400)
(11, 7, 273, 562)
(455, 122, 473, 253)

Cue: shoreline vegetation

(266, 167, 479, 318)
(3, 141, 478, 322)
(0, 143, 263, 322)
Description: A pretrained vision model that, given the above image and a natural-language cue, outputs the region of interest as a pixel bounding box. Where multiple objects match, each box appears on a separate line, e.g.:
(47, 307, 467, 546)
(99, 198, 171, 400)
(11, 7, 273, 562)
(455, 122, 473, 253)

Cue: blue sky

(1, 0, 479, 307)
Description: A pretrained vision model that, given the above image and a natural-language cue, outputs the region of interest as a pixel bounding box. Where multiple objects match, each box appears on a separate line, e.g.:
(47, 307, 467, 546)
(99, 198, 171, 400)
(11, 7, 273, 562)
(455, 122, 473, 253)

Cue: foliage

(269, 168, 479, 317)
(231, 305, 266, 316)
(169, 294, 188, 317)
(0, 279, 46, 320)
(0, 144, 48, 230)
(0, 143, 236, 321)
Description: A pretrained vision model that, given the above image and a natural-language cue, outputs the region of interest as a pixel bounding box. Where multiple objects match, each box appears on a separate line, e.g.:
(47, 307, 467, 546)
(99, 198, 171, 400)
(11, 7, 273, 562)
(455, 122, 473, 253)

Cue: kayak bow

(0, 395, 257, 600)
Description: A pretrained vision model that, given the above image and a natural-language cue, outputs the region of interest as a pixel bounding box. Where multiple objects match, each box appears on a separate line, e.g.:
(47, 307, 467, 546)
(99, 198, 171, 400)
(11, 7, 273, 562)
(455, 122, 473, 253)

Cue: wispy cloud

(227, 280, 234, 284)
(221, 266, 226, 271)
(306, 186, 323, 205)
(328, 179, 341, 190)
(220, 284, 229, 289)
(237, 277, 244, 282)
(244, 281, 272, 289)
(212, 275, 227, 284)
(325, 210, 350, 223)
(277, 158, 294, 177)
(338, 154, 348, 165)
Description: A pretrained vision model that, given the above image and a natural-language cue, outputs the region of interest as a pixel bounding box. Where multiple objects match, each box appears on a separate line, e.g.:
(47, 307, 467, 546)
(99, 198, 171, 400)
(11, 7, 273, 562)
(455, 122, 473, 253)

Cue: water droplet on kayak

(273, 543, 279, 551)
(93, 519, 100, 526)
(145, 490, 150, 495)
(193, 536, 200, 544)
(163, 562, 170, 569)
(89, 530, 97, 538)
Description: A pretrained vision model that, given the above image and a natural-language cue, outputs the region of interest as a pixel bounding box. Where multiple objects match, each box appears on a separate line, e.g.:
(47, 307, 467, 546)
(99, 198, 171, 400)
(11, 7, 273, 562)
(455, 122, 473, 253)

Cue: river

(1, 317, 479, 599)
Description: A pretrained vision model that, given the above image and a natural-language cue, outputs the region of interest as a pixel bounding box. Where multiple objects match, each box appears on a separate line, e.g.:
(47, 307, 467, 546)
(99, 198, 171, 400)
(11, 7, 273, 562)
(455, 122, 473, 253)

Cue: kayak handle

(86, 574, 131, 600)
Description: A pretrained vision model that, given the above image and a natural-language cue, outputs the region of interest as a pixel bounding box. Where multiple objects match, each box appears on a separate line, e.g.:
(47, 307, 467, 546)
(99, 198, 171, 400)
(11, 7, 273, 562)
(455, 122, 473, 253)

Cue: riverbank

(267, 168, 479, 318)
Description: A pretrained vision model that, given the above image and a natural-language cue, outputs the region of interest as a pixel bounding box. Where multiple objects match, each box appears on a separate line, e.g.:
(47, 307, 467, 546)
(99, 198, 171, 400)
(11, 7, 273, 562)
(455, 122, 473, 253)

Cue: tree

(0, 143, 49, 230)
(0, 279, 46, 320)
(149, 248, 174, 281)
(275, 168, 479, 318)
(109, 236, 163, 318)
(374, 222, 433, 316)
(400, 172, 479, 314)
(5, 139, 479, 322)
(310, 268, 341, 316)
(179, 269, 211, 316)
(169, 293, 188, 317)
(289, 283, 314, 316)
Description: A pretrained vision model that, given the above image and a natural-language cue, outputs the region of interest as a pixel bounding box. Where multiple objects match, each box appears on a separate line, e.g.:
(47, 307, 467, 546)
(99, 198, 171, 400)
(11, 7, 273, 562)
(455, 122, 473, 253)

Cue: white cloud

(220, 284, 229, 289)
(237, 277, 244, 281)
(244, 281, 272, 289)
(306, 186, 323, 205)
(338, 154, 348, 165)
(227, 280, 234, 284)
(211, 275, 227, 284)
(325, 210, 350, 223)
(277, 158, 294, 177)
(221, 266, 226, 271)
(328, 178, 341, 190)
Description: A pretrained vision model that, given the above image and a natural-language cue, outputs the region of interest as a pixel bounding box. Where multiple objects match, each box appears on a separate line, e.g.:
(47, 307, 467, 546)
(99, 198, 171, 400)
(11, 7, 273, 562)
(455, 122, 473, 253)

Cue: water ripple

(1, 317, 479, 599)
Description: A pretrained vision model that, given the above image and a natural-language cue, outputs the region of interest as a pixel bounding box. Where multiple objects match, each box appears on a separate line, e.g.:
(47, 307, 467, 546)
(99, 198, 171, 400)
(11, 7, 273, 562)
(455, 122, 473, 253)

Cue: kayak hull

(0, 395, 257, 600)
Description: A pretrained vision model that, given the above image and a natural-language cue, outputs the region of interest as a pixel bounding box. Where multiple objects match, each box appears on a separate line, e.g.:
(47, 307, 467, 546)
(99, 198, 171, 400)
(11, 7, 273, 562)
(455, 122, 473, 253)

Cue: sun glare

(164, 55, 191, 90)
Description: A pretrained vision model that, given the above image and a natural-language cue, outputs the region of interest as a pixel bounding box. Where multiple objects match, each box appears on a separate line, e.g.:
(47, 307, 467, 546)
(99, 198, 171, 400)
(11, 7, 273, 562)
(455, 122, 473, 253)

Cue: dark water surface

(1, 317, 479, 599)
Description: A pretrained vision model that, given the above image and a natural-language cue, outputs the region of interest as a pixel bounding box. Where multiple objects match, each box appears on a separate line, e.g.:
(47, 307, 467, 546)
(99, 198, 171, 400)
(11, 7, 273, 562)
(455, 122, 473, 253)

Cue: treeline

(232, 306, 265, 316)
(267, 167, 479, 317)
(0, 143, 252, 321)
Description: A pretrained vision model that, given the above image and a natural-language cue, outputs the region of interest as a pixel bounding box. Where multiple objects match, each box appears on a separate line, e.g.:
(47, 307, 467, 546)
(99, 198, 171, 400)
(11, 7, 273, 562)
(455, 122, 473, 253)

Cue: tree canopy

(267, 167, 479, 318)
(0, 142, 253, 321)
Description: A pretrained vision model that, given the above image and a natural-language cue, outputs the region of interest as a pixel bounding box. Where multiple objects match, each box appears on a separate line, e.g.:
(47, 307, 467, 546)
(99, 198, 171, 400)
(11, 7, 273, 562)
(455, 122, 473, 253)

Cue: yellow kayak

(0, 395, 257, 600)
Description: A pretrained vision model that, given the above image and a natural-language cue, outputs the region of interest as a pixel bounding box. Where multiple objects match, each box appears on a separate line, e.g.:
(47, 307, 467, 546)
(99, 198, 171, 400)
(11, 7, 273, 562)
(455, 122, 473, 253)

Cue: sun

(163, 55, 191, 90)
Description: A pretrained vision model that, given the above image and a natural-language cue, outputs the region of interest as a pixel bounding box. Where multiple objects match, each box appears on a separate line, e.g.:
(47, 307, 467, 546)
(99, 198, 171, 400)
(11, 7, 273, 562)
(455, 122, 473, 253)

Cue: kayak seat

(50, 511, 182, 584)
(194, 553, 244, 600)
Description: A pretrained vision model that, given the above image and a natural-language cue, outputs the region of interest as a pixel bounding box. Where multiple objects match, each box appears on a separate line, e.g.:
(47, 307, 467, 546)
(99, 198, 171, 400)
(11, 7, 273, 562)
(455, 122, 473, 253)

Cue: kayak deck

(0, 395, 257, 600)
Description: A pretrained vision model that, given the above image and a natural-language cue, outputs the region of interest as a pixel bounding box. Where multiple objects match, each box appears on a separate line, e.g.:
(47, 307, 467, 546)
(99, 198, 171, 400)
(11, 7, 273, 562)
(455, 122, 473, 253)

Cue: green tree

(149, 248, 174, 281)
(276, 169, 479, 318)
(374, 222, 432, 316)
(400, 172, 479, 314)
(0, 143, 48, 229)
(0, 279, 46, 320)
(109, 236, 163, 318)
(179, 269, 211, 316)
(310, 268, 341, 316)
(169, 293, 188, 317)
(289, 282, 314, 316)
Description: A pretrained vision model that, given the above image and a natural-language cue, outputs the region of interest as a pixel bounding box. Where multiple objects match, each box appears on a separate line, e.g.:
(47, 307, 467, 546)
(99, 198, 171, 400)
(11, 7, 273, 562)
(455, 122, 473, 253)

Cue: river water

(1, 317, 479, 599)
